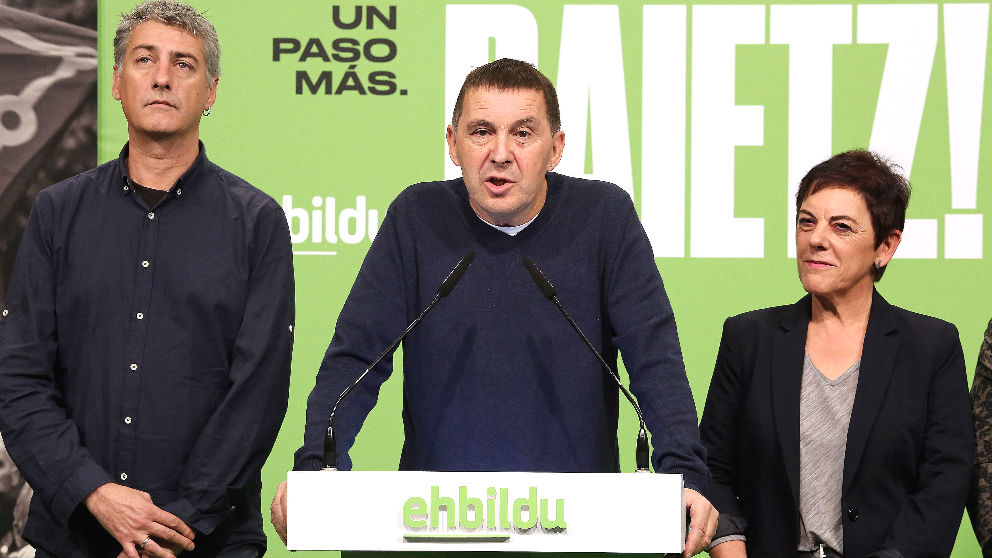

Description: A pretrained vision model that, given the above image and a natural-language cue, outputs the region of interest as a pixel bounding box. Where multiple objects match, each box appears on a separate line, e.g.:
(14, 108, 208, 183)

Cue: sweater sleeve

(606, 203, 710, 492)
(294, 201, 409, 471)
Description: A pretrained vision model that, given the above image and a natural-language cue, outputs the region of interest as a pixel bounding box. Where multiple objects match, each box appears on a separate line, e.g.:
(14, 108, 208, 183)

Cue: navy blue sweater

(295, 173, 708, 491)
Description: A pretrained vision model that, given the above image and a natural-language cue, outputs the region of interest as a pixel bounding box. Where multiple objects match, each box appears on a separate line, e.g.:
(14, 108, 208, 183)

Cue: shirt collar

(477, 211, 540, 236)
(117, 140, 208, 201)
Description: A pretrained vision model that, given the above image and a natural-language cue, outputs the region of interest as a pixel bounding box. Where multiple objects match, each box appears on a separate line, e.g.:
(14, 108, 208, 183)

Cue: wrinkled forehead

(461, 86, 549, 121)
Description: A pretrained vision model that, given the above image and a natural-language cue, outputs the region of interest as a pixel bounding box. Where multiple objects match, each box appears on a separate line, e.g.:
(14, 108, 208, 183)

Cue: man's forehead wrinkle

(467, 102, 541, 113)
(128, 23, 206, 63)
(134, 45, 200, 60)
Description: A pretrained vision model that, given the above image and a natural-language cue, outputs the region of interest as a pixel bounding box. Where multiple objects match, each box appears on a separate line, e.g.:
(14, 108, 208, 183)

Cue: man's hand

(270, 480, 288, 544)
(117, 539, 188, 558)
(147, 539, 189, 558)
(85, 483, 195, 558)
(683, 487, 718, 557)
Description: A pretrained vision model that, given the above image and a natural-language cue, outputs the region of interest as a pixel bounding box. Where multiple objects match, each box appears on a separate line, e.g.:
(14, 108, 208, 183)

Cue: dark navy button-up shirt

(0, 143, 294, 556)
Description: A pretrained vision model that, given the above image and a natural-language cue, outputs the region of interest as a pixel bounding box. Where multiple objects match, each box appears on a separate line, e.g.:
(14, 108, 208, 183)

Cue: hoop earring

(202, 107, 211, 117)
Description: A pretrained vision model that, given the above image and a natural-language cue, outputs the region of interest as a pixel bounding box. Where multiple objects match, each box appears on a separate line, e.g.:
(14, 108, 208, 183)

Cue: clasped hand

(85, 483, 195, 558)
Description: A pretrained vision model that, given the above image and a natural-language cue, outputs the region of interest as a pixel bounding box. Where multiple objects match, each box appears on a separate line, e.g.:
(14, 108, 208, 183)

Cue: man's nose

(490, 133, 512, 164)
(153, 63, 171, 90)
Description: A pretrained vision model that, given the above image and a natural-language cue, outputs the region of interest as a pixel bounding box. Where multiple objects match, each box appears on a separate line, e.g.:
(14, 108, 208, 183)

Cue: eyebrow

(464, 117, 539, 130)
(465, 118, 494, 129)
(797, 209, 859, 222)
(131, 44, 201, 64)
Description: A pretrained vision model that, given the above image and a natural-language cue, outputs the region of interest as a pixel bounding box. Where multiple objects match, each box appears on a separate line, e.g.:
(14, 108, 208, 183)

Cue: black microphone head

(323, 425, 337, 470)
(522, 257, 556, 300)
(635, 426, 650, 472)
(437, 252, 475, 297)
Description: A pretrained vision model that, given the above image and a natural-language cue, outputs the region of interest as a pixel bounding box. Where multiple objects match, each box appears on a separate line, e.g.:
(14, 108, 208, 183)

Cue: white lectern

(287, 470, 684, 553)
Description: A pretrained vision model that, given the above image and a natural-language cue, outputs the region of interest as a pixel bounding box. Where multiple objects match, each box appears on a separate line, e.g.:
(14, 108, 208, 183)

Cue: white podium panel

(287, 470, 684, 553)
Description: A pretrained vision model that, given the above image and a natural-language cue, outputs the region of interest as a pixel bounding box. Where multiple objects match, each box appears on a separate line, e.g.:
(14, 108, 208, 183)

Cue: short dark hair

(451, 58, 560, 133)
(796, 149, 910, 281)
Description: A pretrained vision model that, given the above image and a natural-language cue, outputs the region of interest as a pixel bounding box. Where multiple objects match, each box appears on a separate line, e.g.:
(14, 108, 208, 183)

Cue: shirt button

(147, 212, 155, 220)
(141, 260, 150, 268)
(120, 472, 128, 481)
(1, 309, 7, 317)
(136, 313, 144, 320)
(176, 188, 183, 196)
(124, 417, 132, 424)
(130, 363, 138, 371)
(288, 324, 293, 333)
(847, 507, 859, 522)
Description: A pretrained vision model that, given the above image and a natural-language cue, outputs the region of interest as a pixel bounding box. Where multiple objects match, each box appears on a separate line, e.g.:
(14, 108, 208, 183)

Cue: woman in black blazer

(700, 150, 974, 558)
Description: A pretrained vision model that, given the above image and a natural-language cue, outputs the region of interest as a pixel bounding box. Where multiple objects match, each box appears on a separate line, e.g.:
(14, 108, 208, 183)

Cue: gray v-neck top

(798, 351, 861, 553)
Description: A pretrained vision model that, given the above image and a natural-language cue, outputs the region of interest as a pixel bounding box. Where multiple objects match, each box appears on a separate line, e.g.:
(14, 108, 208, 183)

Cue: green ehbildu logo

(403, 486, 567, 534)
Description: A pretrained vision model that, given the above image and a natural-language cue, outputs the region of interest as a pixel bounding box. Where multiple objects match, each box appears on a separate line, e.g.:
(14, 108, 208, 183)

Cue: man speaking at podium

(0, 1, 294, 556)
(273, 58, 716, 555)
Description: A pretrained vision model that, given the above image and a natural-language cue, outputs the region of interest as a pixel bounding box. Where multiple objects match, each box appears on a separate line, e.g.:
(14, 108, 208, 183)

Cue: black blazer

(700, 290, 974, 558)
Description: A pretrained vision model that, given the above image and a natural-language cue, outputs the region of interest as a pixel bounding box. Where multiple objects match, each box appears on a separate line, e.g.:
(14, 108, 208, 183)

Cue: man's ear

(112, 66, 122, 101)
(446, 125, 460, 167)
(204, 77, 219, 112)
(547, 130, 565, 170)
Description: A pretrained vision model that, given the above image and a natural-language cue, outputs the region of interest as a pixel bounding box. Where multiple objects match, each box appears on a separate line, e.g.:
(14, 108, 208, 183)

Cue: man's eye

(515, 130, 531, 139)
(137, 56, 151, 64)
(177, 61, 191, 69)
(471, 129, 490, 137)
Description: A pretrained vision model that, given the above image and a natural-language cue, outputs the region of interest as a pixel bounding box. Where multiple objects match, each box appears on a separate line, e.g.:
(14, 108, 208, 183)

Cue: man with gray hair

(0, 1, 293, 557)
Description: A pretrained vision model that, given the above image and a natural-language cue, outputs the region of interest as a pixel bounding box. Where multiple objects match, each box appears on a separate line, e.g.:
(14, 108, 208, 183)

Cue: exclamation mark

(943, 3, 988, 259)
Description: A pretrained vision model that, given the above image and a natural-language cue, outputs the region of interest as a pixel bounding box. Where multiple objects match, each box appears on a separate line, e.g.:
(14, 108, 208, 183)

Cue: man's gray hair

(114, 0, 220, 79)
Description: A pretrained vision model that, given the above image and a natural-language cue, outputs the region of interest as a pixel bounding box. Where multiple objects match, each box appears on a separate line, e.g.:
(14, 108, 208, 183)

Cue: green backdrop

(96, 1, 992, 555)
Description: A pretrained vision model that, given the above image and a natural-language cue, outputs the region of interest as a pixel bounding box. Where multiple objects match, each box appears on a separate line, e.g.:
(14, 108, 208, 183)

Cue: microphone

(323, 252, 476, 470)
(522, 257, 651, 472)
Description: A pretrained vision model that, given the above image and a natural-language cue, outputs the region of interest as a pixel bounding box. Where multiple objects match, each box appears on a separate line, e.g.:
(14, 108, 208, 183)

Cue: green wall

(97, 1, 992, 555)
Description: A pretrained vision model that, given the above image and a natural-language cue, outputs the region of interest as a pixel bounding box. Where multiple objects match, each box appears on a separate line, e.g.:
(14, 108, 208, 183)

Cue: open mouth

(485, 176, 514, 194)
